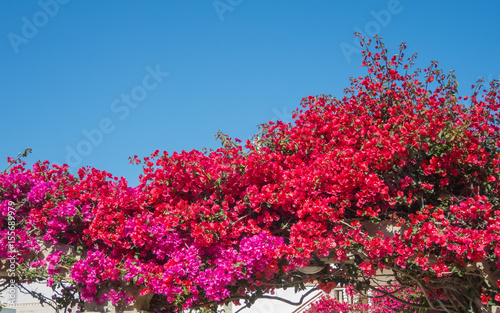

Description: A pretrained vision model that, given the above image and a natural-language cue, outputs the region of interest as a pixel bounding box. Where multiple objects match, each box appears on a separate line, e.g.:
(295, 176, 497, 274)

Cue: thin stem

(234, 288, 319, 313)
(386, 265, 438, 311)
(363, 285, 432, 310)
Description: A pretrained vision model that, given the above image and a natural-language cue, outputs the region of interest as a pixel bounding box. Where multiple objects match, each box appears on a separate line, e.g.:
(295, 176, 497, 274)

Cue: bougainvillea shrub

(1, 36, 499, 312)
(305, 284, 422, 313)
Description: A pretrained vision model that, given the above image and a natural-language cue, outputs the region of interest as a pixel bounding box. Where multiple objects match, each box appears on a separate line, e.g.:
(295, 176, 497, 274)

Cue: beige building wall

(1, 282, 57, 313)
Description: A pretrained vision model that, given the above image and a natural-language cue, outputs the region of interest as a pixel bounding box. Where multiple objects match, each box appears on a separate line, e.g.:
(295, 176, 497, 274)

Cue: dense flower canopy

(1, 36, 500, 312)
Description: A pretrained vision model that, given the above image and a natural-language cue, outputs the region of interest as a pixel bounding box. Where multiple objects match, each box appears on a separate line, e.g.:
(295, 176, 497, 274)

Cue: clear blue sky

(1, 1, 499, 186)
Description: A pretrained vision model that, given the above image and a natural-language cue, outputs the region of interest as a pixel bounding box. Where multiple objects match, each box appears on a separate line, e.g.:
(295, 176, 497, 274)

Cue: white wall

(231, 286, 321, 313)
